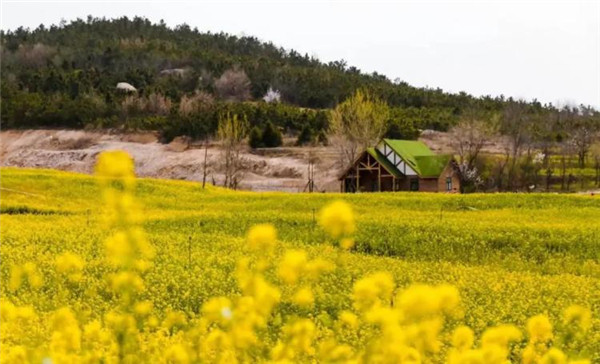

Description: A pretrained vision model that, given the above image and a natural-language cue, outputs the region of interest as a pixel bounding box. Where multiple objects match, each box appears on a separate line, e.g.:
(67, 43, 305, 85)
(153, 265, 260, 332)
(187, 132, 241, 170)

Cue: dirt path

(0, 129, 343, 192)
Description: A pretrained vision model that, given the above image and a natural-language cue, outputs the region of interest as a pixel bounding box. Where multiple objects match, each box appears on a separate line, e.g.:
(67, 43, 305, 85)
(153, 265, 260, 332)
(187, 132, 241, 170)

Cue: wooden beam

(378, 163, 381, 192)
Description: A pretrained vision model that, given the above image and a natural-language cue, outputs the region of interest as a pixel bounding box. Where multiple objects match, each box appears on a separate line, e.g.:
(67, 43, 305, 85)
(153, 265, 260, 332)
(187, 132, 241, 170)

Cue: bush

(249, 126, 263, 148)
(296, 125, 314, 146)
(261, 121, 282, 148)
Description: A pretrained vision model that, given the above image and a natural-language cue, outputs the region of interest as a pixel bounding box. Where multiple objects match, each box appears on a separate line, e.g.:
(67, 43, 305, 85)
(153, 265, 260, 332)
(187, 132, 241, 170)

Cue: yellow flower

(540, 348, 567, 364)
(247, 223, 277, 251)
(9, 265, 23, 292)
(338, 311, 359, 329)
(481, 324, 522, 348)
(319, 200, 355, 239)
(340, 238, 355, 250)
(292, 287, 314, 308)
(50, 307, 81, 352)
(563, 305, 591, 332)
(4, 346, 28, 363)
(202, 297, 233, 324)
(396, 284, 440, 318)
(110, 271, 145, 294)
(163, 311, 188, 331)
(166, 343, 190, 364)
(10, 263, 43, 291)
(104, 231, 132, 266)
(527, 314, 553, 343)
(437, 284, 460, 314)
(55, 252, 85, 282)
(278, 249, 307, 285)
(285, 319, 316, 355)
(318, 339, 354, 362)
(452, 326, 474, 351)
(352, 272, 394, 312)
(23, 263, 43, 289)
(95, 150, 135, 180)
(304, 258, 335, 281)
(134, 301, 153, 317)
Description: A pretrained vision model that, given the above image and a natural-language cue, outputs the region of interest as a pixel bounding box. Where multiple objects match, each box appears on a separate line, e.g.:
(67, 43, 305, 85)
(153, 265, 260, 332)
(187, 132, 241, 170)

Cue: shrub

(248, 126, 263, 148)
(296, 124, 314, 146)
(261, 121, 282, 148)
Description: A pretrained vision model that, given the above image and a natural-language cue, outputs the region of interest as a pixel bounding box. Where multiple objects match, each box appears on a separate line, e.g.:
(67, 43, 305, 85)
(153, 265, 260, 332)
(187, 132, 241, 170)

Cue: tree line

(0, 16, 566, 141)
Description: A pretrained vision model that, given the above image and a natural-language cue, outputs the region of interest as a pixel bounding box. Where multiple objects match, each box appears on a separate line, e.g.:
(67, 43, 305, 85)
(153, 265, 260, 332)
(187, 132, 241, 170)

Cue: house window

(410, 179, 419, 191)
(446, 177, 452, 191)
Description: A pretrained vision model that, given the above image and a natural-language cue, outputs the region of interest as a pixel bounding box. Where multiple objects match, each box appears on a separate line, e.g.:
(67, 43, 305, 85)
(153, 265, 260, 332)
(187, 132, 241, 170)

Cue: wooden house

(339, 139, 460, 193)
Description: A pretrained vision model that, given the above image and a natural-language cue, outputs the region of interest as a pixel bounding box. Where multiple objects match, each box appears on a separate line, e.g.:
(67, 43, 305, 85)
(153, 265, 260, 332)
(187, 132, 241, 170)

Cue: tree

(262, 87, 281, 103)
(214, 67, 251, 102)
(569, 107, 597, 168)
(501, 101, 533, 190)
(329, 89, 390, 167)
(449, 110, 498, 191)
(261, 121, 282, 148)
(591, 143, 600, 187)
(217, 113, 248, 189)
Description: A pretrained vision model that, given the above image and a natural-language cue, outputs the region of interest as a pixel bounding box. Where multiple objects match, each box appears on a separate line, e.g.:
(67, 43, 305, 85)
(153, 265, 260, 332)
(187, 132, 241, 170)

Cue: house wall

(396, 177, 410, 191)
(437, 163, 461, 193)
(418, 178, 438, 192)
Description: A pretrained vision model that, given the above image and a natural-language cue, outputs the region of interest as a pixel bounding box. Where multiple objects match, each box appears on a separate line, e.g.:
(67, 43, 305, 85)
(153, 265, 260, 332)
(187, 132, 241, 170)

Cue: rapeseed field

(1, 152, 599, 363)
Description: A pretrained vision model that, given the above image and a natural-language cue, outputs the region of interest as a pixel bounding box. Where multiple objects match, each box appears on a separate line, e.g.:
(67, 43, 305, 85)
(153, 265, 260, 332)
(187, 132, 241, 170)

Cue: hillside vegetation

(1, 165, 599, 361)
(3, 16, 594, 142)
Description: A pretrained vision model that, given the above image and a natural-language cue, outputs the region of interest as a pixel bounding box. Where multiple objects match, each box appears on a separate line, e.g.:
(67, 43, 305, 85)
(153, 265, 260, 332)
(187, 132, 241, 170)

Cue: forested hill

(0, 16, 592, 141)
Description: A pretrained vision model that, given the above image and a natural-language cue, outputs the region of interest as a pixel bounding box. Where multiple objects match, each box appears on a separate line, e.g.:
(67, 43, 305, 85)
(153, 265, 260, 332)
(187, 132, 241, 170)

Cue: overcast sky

(2, 0, 599, 108)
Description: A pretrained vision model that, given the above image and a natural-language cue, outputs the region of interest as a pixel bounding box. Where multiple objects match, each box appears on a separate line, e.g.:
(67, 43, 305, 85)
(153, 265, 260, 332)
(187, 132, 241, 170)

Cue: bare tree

(16, 43, 56, 68)
(501, 101, 533, 190)
(214, 67, 251, 102)
(568, 106, 597, 168)
(145, 93, 172, 115)
(591, 143, 600, 187)
(329, 89, 390, 167)
(449, 110, 498, 191)
(492, 141, 512, 191)
(178, 91, 215, 116)
(217, 113, 248, 189)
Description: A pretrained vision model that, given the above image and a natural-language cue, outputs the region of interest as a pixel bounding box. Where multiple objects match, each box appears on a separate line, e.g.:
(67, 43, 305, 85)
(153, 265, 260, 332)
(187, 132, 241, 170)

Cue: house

(339, 139, 460, 193)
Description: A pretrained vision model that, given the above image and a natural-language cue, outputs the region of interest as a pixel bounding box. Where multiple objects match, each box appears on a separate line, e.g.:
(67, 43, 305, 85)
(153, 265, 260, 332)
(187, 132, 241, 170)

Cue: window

(446, 177, 452, 191)
(410, 179, 419, 191)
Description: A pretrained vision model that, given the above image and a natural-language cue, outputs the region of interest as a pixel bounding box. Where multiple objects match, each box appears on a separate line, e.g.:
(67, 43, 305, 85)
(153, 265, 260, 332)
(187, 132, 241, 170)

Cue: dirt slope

(0, 129, 343, 192)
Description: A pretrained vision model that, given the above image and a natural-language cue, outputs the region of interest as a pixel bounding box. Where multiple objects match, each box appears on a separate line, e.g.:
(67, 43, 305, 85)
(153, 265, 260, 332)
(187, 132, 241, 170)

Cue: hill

(0, 16, 567, 140)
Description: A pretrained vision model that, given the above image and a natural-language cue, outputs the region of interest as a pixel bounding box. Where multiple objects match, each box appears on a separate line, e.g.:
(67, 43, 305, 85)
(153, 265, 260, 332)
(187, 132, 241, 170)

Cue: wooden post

(378, 163, 381, 192)
(356, 165, 360, 193)
(202, 140, 209, 189)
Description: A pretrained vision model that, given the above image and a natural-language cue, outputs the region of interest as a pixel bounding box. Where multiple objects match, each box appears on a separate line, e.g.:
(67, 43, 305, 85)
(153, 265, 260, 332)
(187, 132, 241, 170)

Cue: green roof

(414, 155, 452, 177)
(382, 139, 452, 178)
(365, 148, 403, 178)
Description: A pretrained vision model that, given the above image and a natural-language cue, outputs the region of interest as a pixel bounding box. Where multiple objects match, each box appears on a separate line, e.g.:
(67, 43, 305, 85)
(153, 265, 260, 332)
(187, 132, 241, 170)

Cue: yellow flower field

(1, 151, 599, 363)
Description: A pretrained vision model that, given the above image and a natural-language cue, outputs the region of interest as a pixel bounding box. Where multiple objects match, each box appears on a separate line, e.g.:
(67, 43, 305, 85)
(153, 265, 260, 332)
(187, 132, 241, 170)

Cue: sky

(2, 0, 599, 108)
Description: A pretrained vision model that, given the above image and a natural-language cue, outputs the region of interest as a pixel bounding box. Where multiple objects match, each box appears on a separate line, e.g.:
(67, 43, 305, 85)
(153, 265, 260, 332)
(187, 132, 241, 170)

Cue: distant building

(339, 139, 460, 193)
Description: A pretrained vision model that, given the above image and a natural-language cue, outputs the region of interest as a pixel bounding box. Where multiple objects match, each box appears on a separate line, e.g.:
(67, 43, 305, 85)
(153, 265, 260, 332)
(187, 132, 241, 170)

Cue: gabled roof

(339, 139, 454, 180)
(365, 148, 403, 178)
(414, 155, 453, 178)
(382, 139, 452, 178)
